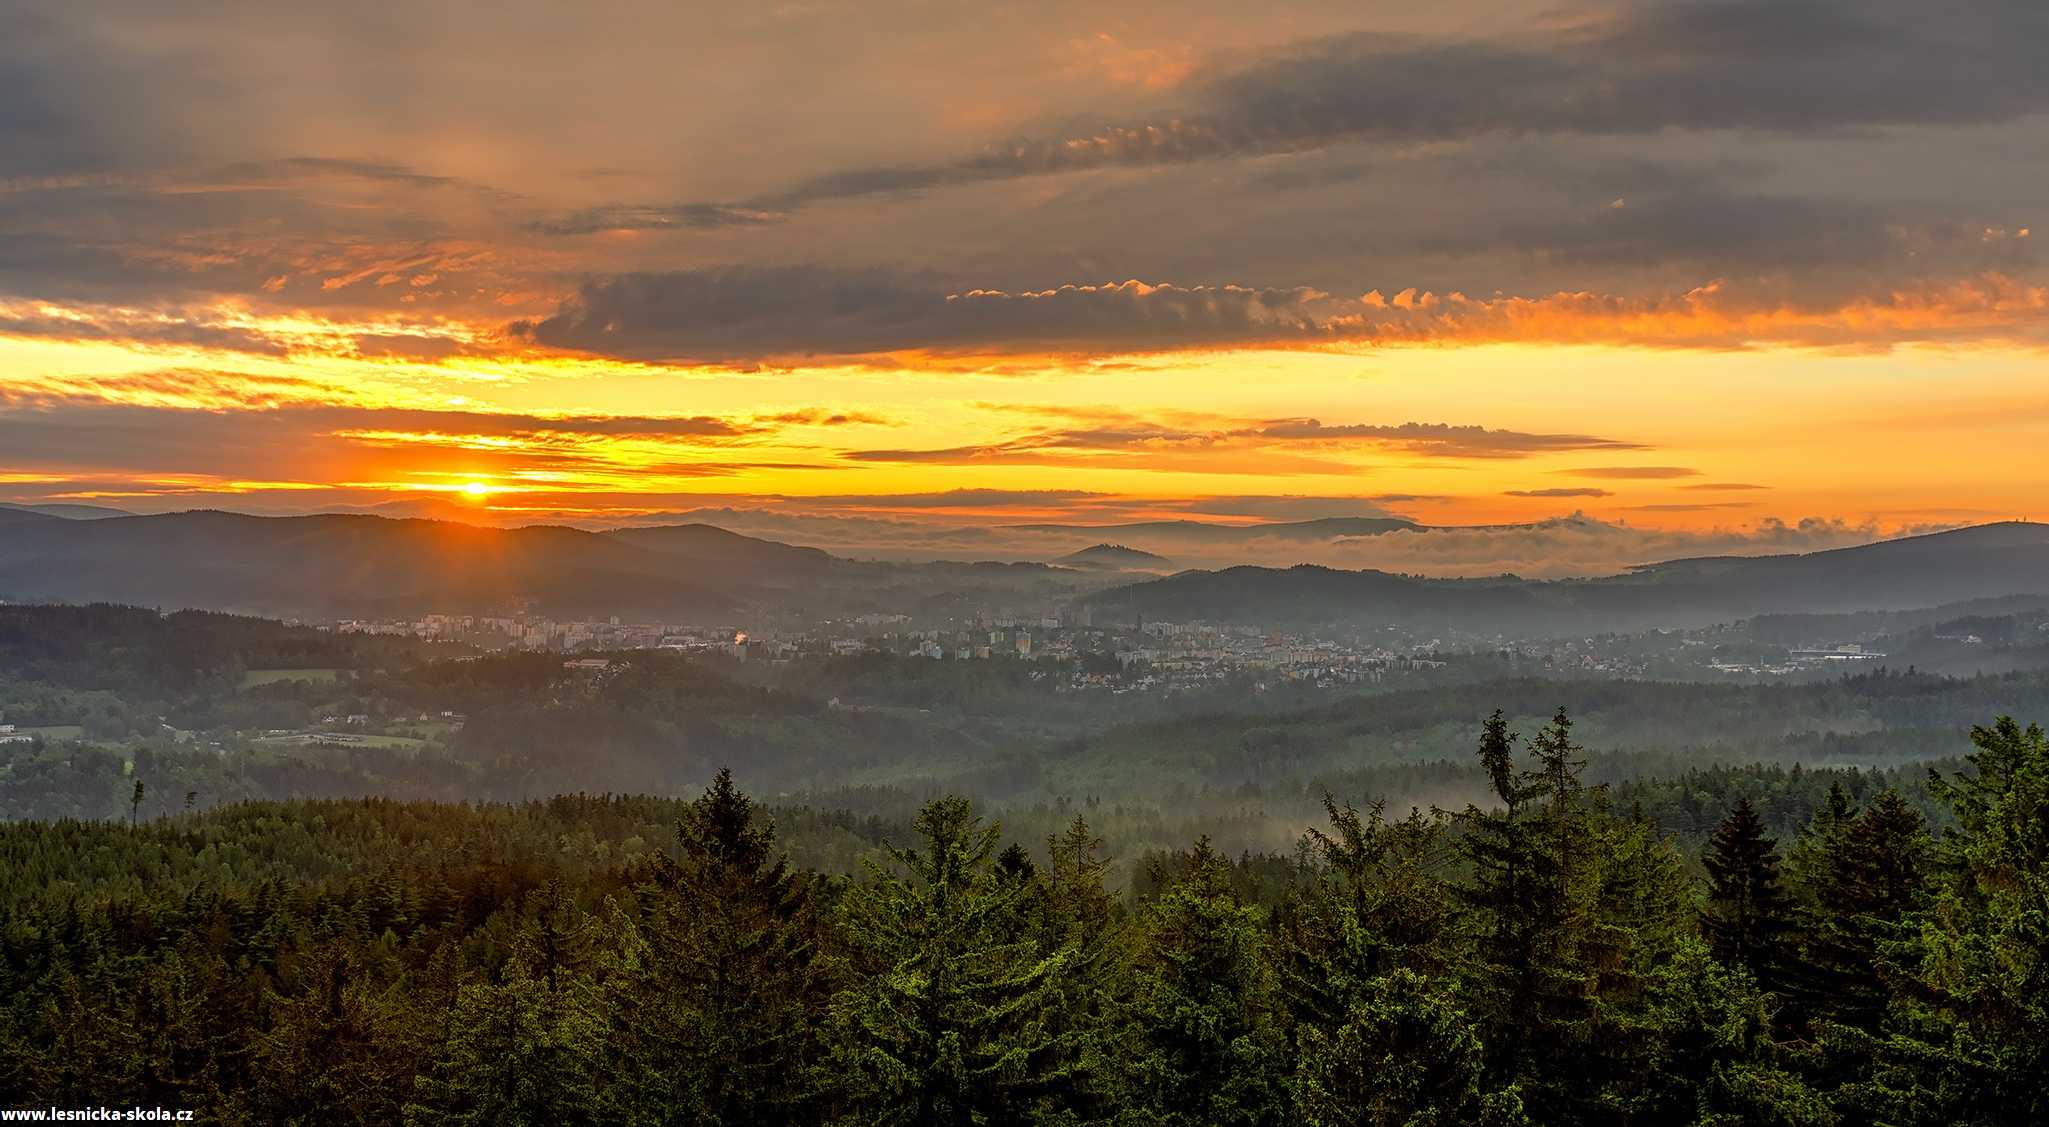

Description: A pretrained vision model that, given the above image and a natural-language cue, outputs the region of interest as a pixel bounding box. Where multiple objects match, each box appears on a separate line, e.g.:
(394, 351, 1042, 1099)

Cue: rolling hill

(603, 522, 836, 586)
(1087, 522, 2049, 635)
(5, 511, 2046, 634)
(0, 511, 811, 621)
(0, 502, 133, 520)
(1053, 544, 1173, 571)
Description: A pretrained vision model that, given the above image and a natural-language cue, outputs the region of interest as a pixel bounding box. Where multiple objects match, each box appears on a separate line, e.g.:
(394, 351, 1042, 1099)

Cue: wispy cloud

(838, 411, 1646, 474)
(0, 390, 870, 499)
(1559, 466, 1701, 480)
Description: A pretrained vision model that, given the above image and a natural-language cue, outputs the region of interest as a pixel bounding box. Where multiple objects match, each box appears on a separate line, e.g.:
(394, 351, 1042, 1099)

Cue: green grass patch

(353, 734, 427, 750)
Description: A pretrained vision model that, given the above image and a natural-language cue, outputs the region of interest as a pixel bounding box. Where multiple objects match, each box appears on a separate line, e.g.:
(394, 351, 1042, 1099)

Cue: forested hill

(1053, 543, 1173, 570)
(0, 511, 840, 621)
(8, 594, 2049, 824)
(1, 716, 2044, 1124)
(1044, 666, 2049, 795)
(8, 512, 2046, 630)
(0, 602, 434, 696)
(1088, 521, 2049, 633)
(0, 511, 1122, 622)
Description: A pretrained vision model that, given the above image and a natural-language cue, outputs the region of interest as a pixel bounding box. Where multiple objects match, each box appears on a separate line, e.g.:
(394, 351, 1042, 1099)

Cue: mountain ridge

(1086, 521, 2049, 635)
(3, 510, 2044, 632)
(1054, 544, 1173, 571)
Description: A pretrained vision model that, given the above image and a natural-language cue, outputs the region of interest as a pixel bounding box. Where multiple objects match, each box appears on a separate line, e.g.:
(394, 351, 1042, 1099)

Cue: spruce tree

(1275, 798, 1455, 1039)
(1036, 816, 1128, 1121)
(405, 900, 606, 1127)
(610, 768, 828, 1126)
(826, 796, 1084, 1126)
(245, 952, 423, 1126)
(1528, 708, 1590, 917)
(1127, 839, 1287, 1127)
(1797, 788, 1929, 1031)
(1869, 718, 2049, 1124)
(1700, 798, 1795, 984)
(1785, 781, 1858, 898)
(1453, 711, 1540, 1036)
(1291, 969, 1523, 1127)
(1566, 802, 1700, 1119)
(1043, 816, 1116, 949)
(1840, 789, 1932, 922)
(1627, 936, 1828, 1125)
(1453, 710, 1559, 1080)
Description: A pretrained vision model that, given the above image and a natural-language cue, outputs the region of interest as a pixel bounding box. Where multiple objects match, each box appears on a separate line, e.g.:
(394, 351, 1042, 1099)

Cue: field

(252, 730, 427, 751)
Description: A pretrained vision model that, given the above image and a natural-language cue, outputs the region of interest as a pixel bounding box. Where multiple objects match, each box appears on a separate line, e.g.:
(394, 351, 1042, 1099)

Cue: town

(320, 600, 2005, 697)
(333, 607, 1456, 694)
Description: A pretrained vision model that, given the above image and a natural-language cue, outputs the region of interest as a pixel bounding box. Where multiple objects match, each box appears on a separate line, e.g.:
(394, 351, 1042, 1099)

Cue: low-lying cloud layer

(840, 413, 1644, 473)
(598, 504, 1937, 578)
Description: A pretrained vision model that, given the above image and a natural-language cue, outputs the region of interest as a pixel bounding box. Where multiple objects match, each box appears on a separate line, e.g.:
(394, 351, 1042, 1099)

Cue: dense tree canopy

(2, 711, 2047, 1123)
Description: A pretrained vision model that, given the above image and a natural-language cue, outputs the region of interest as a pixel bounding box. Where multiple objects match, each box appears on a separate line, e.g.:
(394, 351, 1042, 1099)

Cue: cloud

(754, 409, 894, 428)
(1506, 487, 1613, 498)
(837, 412, 1645, 474)
(766, 489, 1115, 512)
(529, 203, 785, 236)
(0, 390, 860, 494)
(513, 269, 1346, 363)
(1253, 420, 1644, 457)
(1345, 276, 2049, 352)
(558, 2, 2049, 230)
(0, 293, 505, 361)
(588, 505, 1936, 578)
(1301, 514, 1932, 578)
(0, 379, 796, 442)
(1681, 482, 1771, 491)
(1164, 495, 1422, 519)
(633, 490, 1425, 526)
(1559, 466, 1701, 480)
(510, 264, 2049, 364)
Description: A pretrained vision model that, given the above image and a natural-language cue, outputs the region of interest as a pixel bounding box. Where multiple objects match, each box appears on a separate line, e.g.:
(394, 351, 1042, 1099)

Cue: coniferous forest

(3, 709, 2044, 1126)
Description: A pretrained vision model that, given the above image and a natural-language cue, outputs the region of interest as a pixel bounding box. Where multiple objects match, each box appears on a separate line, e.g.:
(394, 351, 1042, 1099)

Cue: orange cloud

(1345, 275, 2049, 351)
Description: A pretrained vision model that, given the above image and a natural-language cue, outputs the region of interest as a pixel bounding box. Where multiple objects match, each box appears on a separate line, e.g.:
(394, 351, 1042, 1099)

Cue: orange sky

(3, 1, 2046, 571)
(3, 325, 2039, 537)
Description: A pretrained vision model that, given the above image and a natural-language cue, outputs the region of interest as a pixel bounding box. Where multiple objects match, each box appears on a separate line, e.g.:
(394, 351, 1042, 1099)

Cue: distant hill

(0, 511, 828, 621)
(9, 512, 2046, 634)
(603, 522, 834, 586)
(1054, 544, 1172, 571)
(0, 502, 132, 520)
(1088, 522, 2049, 635)
(0, 510, 1130, 623)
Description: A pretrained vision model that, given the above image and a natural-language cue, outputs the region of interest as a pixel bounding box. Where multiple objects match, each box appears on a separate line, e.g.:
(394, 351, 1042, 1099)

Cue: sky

(2, 0, 2046, 573)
